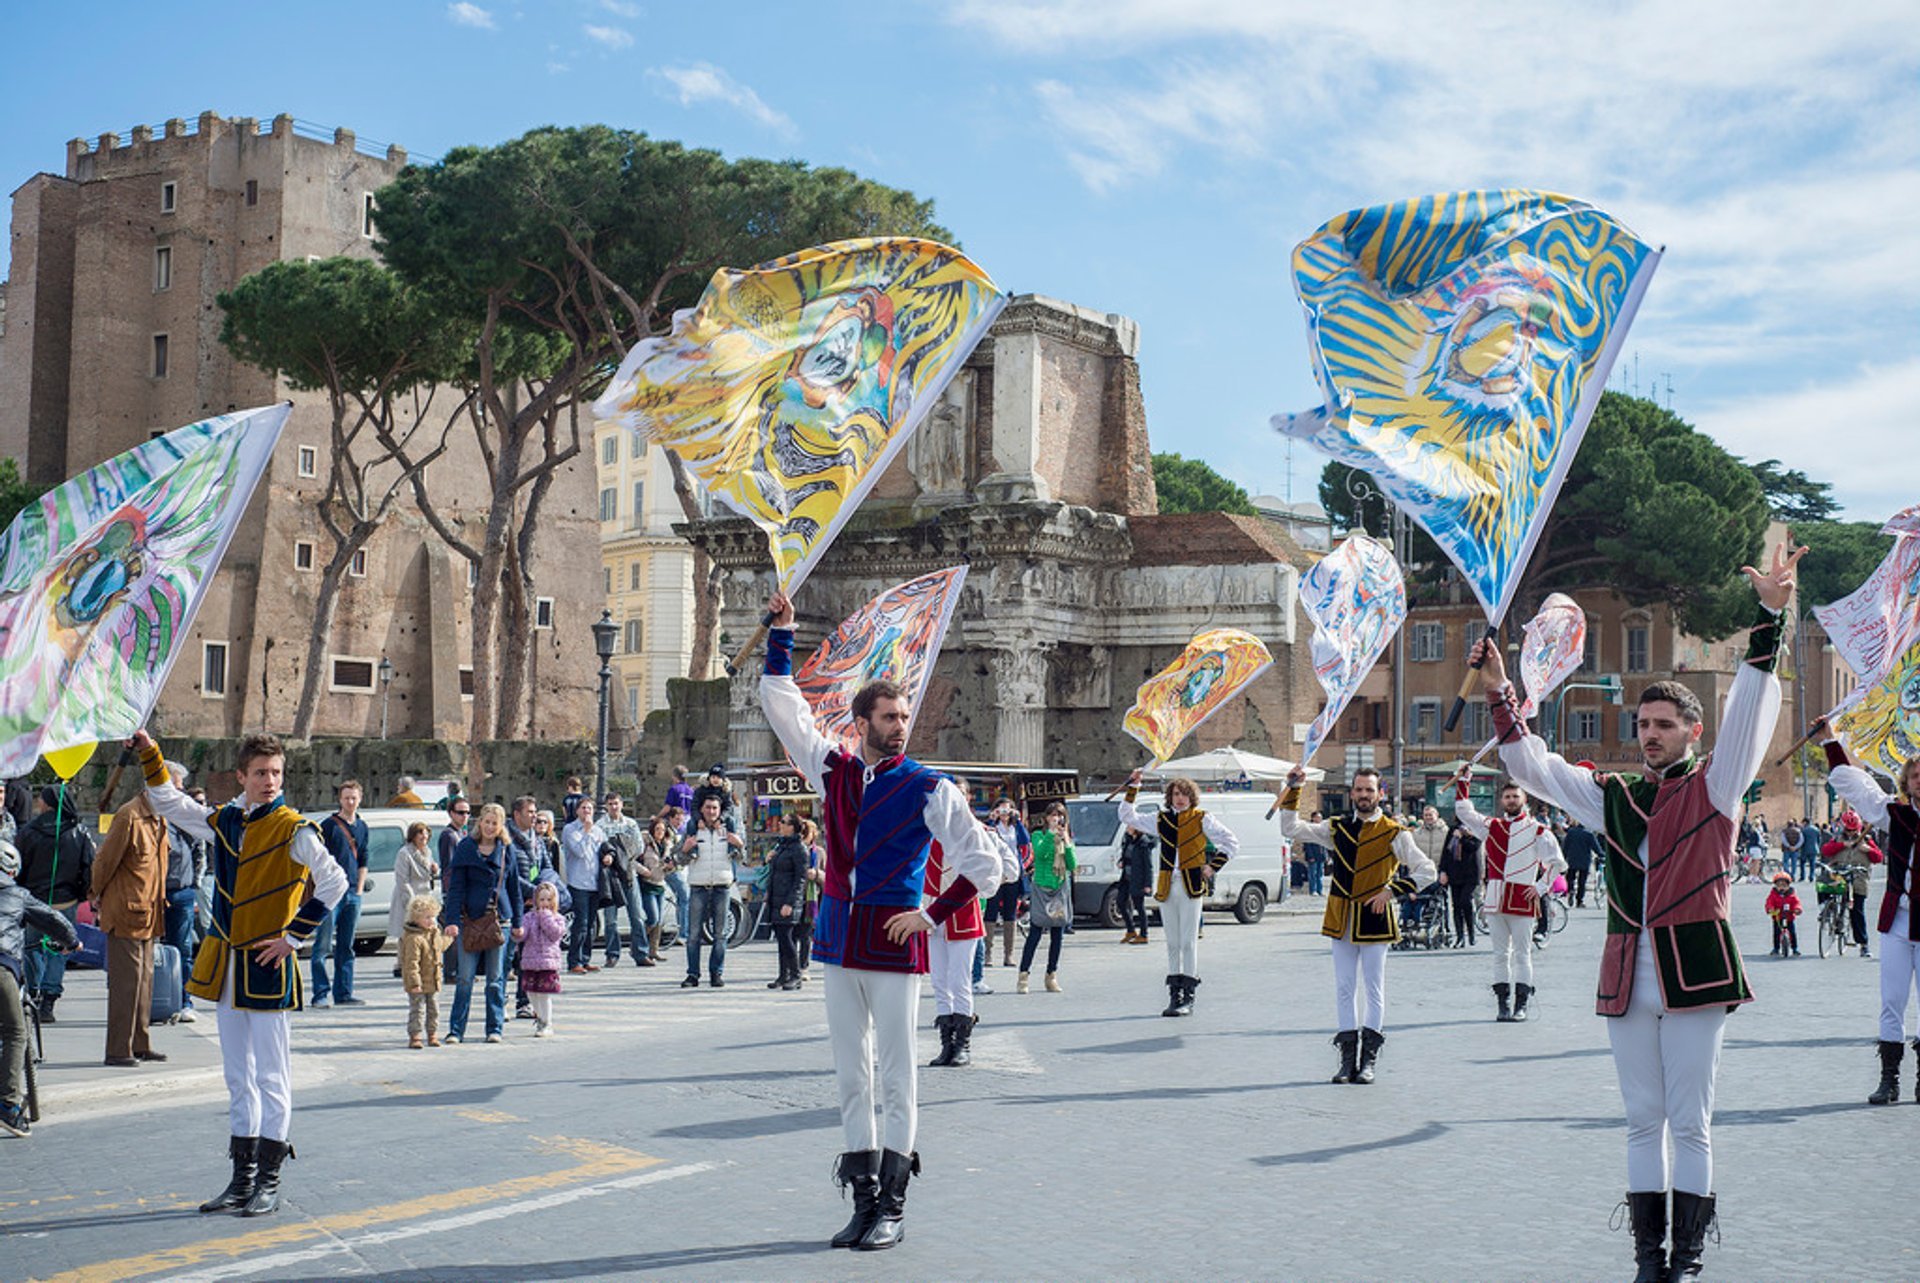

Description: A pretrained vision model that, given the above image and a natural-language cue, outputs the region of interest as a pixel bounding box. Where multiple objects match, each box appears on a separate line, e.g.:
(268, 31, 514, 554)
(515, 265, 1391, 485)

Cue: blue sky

(5, 0, 1915, 520)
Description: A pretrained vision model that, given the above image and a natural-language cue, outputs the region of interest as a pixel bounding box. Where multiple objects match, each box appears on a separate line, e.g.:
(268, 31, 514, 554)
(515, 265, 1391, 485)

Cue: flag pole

(724, 613, 774, 678)
(1443, 624, 1500, 734)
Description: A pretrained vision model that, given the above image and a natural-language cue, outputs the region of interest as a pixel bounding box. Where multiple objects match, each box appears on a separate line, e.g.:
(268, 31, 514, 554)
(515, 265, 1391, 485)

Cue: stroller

(1393, 884, 1452, 951)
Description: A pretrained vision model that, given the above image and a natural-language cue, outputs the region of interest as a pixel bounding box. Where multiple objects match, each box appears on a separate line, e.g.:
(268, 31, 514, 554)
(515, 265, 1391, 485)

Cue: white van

(1064, 791, 1291, 926)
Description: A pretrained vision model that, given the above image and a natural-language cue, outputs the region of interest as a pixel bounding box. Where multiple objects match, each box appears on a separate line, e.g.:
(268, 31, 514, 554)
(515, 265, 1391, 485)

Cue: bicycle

(1540, 892, 1570, 936)
(1814, 864, 1855, 959)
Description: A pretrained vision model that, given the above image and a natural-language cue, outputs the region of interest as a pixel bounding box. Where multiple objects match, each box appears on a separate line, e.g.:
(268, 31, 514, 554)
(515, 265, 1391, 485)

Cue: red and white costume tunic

(1455, 791, 1565, 918)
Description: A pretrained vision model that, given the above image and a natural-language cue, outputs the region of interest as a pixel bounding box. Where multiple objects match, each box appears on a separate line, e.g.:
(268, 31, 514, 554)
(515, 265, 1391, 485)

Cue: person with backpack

(0, 838, 80, 1137)
(17, 786, 94, 1023)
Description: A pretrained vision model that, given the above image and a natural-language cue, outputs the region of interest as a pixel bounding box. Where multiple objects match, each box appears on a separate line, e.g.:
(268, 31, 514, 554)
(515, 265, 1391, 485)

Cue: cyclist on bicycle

(0, 837, 80, 1137)
(1820, 810, 1882, 959)
(1764, 871, 1802, 957)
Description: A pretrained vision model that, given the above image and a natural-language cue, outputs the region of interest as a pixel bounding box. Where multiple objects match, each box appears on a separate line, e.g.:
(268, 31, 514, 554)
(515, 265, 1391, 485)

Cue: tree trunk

(468, 428, 526, 754)
(290, 547, 357, 740)
(665, 449, 719, 679)
(495, 533, 533, 740)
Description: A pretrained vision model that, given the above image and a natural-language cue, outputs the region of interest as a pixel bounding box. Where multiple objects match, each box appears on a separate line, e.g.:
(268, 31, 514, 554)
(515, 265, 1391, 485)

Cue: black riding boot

(1868, 1039, 1903, 1105)
(928, 1014, 957, 1068)
(199, 1136, 258, 1213)
(1330, 1030, 1358, 1084)
(857, 1149, 918, 1251)
(1913, 1037, 1920, 1102)
(949, 1014, 975, 1068)
(1174, 976, 1197, 1016)
(1353, 1027, 1385, 1084)
(1668, 1190, 1717, 1280)
(1162, 975, 1184, 1017)
(830, 1150, 881, 1248)
(241, 1138, 292, 1216)
(1617, 1190, 1667, 1283)
(1512, 983, 1533, 1022)
(1493, 982, 1513, 1022)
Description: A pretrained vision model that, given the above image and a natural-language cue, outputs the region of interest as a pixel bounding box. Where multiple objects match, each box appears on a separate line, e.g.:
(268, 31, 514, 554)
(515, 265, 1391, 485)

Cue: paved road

(3, 881, 1912, 1282)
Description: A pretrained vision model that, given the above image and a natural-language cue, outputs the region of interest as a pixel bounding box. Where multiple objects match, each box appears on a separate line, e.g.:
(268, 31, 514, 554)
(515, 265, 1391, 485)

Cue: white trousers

(1330, 939, 1387, 1032)
(1607, 935, 1726, 1196)
(822, 964, 920, 1154)
(1160, 892, 1202, 977)
(1879, 902, 1917, 1043)
(928, 933, 975, 1018)
(216, 1000, 293, 1142)
(1490, 913, 1535, 987)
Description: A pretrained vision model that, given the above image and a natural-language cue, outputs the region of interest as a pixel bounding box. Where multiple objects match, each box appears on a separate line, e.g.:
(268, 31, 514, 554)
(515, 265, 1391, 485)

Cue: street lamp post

(592, 609, 619, 805)
(377, 655, 394, 740)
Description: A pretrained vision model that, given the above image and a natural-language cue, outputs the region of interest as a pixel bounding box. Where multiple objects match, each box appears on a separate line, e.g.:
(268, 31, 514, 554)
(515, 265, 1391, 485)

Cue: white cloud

(1691, 358, 1920, 521)
(583, 23, 634, 50)
(446, 2, 495, 29)
(651, 62, 796, 136)
(599, 0, 642, 14)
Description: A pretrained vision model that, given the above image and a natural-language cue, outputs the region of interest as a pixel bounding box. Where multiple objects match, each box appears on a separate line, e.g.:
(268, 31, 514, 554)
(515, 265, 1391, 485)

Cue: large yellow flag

(593, 238, 1004, 592)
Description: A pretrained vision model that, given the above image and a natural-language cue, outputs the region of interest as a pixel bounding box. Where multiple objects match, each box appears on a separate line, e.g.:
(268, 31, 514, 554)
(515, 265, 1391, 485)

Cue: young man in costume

(129, 728, 346, 1218)
(1278, 765, 1435, 1083)
(925, 833, 1021, 1068)
(759, 591, 1002, 1251)
(1469, 541, 1802, 1283)
(1455, 777, 1565, 1022)
(1823, 742, 1920, 1106)
(1118, 771, 1239, 1017)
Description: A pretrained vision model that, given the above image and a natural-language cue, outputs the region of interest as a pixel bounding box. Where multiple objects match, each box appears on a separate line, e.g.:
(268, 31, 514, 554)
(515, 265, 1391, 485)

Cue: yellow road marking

(34, 1137, 660, 1283)
(452, 1107, 525, 1124)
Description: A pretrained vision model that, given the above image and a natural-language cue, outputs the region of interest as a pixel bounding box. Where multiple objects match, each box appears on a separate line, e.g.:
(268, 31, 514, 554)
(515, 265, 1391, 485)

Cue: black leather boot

(241, 1138, 293, 1216)
(1330, 1030, 1358, 1084)
(1616, 1190, 1667, 1283)
(1353, 1028, 1385, 1084)
(830, 1150, 881, 1248)
(1868, 1039, 1903, 1105)
(857, 1149, 918, 1251)
(1162, 975, 1184, 1017)
(1668, 1190, 1716, 1280)
(1493, 983, 1513, 1022)
(928, 1015, 957, 1068)
(1913, 1038, 1920, 1102)
(949, 1014, 975, 1067)
(1512, 983, 1533, 1022)
(199, 1136, 258, 1213)
(1172, 976, 1197, 1016)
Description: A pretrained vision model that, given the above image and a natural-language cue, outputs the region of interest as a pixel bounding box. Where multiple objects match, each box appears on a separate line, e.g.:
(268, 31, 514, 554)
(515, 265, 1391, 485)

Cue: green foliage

(1796, 518, 1893, 607)
(1318, 460, 1446, 570)
(0, 457, 44, 532)
(217, 257, 472, 393)
(1752, 458, 1839, 524)
(372, 126, 951, 362)
(1152, 452, 1256, 515)
(1318, 393, 1770, 637)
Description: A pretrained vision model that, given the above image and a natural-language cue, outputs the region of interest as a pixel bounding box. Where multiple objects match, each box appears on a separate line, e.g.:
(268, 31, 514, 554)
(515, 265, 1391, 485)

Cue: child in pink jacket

(519, 883, 568, 1035)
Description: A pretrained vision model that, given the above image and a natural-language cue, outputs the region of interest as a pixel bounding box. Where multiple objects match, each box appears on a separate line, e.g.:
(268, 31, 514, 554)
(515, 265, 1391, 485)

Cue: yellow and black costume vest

(1320, 813, 1419, 944)
(1131, 792, 1227, 902)
(141, 743, 326, 1010)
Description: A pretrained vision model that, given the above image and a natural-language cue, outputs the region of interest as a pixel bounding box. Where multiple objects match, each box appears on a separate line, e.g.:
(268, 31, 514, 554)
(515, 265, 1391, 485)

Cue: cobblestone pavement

(2, 878, 1912, 1282)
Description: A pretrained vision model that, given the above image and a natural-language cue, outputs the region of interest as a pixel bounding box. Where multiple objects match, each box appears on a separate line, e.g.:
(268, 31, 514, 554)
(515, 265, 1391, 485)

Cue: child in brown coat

(401, 893, 451, 1048)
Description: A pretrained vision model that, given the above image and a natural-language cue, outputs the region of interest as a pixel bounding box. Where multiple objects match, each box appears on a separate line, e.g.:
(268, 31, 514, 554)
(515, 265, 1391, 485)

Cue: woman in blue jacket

(440, 804, 525, 1044)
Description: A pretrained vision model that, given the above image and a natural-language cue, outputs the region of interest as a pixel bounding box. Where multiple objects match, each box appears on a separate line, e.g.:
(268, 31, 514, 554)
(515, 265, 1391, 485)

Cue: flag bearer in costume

(1118, 770, 1239, 1017)
(1470, 542, 1803, 1283)
(129, 728, 345, 1218)
(1455, 776, 1565, 1022)
(1278, 765, 1435, 1083)
(925, 832, 1019, 1068)
(759, 592, 1002, 1252)
(1821, 741, 1920, 1106)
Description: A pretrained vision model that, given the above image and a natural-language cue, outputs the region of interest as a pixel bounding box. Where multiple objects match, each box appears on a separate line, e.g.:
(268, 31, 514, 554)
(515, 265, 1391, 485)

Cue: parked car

(299, 808, 437, 955)
(1065, 791, 1291, 927)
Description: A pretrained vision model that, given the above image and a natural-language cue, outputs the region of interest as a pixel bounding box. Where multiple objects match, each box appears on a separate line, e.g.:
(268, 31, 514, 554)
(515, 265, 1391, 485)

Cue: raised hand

(1469, 635, 1508, 694)
(768, 591, 795, 629)
(1741, 539, 1808, 613)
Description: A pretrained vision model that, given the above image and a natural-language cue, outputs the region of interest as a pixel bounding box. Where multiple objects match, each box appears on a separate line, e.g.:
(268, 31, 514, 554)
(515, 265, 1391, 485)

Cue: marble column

(989, 642, 1052, 767)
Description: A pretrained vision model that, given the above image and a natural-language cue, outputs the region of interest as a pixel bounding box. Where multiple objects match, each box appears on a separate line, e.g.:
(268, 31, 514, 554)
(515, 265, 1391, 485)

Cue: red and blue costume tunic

(761, 627, 1002, 974)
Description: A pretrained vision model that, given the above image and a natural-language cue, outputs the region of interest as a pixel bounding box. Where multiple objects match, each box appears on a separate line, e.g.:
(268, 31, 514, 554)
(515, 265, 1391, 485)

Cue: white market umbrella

(1149, 746, 1326, 784)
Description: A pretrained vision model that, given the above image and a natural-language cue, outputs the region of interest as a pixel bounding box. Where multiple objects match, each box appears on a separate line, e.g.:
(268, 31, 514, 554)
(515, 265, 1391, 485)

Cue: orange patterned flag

(1123, 629, 1274, 766)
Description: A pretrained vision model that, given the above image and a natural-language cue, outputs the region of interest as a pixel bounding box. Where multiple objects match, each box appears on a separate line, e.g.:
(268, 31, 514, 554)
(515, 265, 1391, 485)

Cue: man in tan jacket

(93, 781, 174, 1067)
